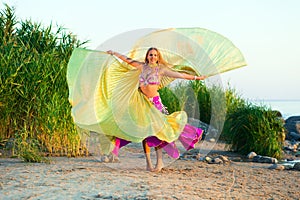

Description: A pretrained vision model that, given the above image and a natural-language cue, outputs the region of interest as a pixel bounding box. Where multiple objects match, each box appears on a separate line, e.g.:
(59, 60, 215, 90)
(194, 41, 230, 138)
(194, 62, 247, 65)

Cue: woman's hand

(195, 75, 207, 80)
(107, 50, 114, 55)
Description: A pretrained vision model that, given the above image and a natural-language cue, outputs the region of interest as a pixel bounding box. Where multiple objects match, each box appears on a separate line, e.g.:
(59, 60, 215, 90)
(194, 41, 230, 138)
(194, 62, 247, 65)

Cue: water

(251, 99, 300, 119)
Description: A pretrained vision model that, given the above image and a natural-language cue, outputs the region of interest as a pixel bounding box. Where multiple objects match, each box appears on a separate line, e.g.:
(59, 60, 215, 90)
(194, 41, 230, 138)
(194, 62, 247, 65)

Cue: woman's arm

(162, 67, 207, 80)
(107, 50, 143, 68)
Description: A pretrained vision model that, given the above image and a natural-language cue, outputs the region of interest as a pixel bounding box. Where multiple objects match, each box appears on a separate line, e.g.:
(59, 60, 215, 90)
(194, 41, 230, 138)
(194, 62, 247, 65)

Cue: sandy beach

(1, 141, 300, 200)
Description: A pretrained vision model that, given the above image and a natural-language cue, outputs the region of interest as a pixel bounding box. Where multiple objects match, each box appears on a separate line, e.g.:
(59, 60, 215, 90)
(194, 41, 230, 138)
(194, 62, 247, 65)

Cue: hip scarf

(149, 95, 169, 115)
(112, 95, 203, 159)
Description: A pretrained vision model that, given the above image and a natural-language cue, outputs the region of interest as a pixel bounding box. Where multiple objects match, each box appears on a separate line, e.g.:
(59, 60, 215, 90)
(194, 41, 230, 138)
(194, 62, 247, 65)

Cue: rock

(217, 155, 230, 163)
(287, 132, 300, 141)
(247, 152, 257, 159)
(213, 158, 223, 164)
(268, 164, 285, 170)
(293, 162, 300, 171)
(205, 156, 212, 163)
(283, 164, 294, 170)
(296, 121, 300, 133)
(102, 156, 110, 163)
(96, 193, 112, 199)
(99, 154, 120, 163)
(208, 138, 215, 143)
(252, 155, 278, 164)
(109, 154, 120, 162)
(205, 156, 225, 164)
(285, 116, 300, 139)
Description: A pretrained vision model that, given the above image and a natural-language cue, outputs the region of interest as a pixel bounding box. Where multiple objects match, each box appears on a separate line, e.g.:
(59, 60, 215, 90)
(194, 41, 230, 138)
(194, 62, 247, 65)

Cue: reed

(0, 4, 87, 161)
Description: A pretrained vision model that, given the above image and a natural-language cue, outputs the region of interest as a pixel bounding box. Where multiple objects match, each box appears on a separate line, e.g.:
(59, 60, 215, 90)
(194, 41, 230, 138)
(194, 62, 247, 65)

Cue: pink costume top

(139, 64, 160, 86)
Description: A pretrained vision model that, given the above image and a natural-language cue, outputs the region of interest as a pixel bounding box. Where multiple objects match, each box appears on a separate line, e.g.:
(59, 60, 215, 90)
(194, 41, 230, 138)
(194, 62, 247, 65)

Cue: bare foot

(150, 167, 163, 173)
(150, 164, 164, 173)
(146, 164, 154, 172)
(146, 166, 154, 171)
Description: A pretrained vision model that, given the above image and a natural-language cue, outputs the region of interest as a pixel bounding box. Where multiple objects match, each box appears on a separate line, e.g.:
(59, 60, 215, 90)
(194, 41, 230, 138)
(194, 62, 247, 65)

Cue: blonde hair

(144, 47, 168, 65)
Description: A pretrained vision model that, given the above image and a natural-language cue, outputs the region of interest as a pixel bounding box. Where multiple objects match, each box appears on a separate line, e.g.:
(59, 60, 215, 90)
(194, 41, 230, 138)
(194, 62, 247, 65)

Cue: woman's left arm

(162, 67, 207, 81)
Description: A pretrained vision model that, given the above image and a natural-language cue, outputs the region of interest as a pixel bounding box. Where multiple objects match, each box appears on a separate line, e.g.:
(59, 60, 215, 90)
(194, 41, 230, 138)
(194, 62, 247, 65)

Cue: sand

(1, 141, 300, 200)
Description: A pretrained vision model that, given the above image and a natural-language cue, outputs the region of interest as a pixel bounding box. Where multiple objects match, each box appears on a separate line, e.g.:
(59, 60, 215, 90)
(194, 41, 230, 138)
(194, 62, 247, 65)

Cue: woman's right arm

(107, 50, 143, 69)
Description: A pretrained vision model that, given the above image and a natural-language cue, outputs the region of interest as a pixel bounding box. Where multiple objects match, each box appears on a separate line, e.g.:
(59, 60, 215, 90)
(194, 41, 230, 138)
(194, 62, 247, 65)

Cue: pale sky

(2, 0, 300, 100)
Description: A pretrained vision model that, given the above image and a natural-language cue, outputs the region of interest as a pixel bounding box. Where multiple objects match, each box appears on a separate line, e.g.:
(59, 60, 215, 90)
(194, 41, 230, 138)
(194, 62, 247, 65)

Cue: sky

(2, 0, 300, 100)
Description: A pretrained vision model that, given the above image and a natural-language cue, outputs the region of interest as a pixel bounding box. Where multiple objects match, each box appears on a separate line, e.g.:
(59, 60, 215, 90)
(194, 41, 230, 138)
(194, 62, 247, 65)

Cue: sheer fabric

(67, 28, 247, 154)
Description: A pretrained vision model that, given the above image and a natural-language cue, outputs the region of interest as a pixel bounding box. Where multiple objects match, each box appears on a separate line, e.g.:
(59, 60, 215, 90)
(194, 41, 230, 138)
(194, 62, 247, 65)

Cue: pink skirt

(112, 95, 203, 158)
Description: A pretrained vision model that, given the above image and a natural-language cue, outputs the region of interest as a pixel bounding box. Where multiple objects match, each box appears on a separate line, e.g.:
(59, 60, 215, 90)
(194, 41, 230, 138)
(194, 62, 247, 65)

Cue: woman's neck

(148, 63, 158, 67)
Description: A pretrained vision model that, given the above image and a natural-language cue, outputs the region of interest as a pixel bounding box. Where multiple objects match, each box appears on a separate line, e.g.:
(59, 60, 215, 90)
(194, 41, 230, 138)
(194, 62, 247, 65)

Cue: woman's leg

(142, 139, 153, 171)
(153, 146, 164, 172)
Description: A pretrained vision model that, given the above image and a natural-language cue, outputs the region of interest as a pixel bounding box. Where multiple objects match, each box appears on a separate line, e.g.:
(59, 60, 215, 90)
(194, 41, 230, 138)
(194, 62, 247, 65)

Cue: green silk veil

(67, 28, 247, 154)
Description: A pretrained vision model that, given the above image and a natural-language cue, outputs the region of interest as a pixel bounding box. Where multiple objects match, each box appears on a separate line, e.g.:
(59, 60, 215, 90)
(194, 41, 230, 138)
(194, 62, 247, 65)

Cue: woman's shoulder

(159, 63, 173, 71)
(133, 61, 146, 69)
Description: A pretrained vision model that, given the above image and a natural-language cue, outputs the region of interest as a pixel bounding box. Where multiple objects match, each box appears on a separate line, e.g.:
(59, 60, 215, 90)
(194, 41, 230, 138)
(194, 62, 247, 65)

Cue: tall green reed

(0, 4, 87, 161)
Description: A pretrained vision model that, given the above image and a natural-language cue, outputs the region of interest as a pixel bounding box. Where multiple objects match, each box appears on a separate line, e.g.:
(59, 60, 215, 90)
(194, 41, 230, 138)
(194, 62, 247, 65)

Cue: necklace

(148, 63, 159, 68)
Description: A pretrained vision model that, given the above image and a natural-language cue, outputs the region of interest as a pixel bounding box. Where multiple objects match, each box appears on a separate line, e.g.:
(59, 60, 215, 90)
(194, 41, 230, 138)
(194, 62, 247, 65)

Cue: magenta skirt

(112, 95, 203, 159)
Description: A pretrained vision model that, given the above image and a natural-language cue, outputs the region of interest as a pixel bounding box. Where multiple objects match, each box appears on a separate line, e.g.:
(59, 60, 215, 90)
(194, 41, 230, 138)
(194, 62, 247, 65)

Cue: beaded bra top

(139, 64, 161, 86)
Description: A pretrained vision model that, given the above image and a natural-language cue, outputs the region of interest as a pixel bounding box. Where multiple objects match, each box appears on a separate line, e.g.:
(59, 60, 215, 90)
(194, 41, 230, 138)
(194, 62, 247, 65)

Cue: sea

(250, 99, 300, 119)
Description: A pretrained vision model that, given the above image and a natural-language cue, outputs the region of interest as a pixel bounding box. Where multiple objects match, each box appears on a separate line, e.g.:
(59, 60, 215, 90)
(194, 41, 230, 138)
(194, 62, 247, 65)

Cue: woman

(68, 28, 246, 172)
(107, 47, 206, 172)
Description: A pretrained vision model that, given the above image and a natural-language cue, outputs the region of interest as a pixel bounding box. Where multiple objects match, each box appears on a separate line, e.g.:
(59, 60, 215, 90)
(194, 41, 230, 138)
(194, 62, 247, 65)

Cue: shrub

(223, 103, 284, 159)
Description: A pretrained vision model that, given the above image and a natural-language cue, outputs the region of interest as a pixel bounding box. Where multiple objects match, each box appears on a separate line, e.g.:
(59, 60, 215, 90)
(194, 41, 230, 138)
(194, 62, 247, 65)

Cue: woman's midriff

(139, 85, 159, 98)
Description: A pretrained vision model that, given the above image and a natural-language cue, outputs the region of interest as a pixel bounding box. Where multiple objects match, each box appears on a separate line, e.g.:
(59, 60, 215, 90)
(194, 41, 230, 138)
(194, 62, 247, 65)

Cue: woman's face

(147, 49, 158, 65)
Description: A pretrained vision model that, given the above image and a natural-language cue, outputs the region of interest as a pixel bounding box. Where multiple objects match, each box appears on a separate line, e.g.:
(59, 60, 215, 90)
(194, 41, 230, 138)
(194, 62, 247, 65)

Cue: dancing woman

(107, 47, 206, 172)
